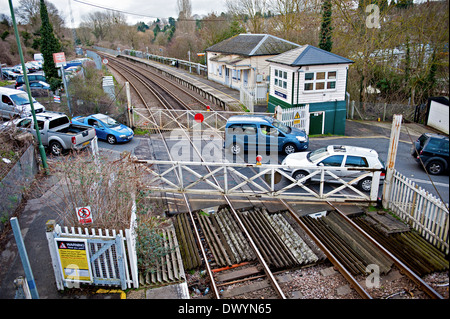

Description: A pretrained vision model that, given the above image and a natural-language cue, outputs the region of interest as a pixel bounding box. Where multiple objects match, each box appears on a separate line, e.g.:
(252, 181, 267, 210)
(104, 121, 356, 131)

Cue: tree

(40, 0, 61, 90)
(319, 0, 333, 52)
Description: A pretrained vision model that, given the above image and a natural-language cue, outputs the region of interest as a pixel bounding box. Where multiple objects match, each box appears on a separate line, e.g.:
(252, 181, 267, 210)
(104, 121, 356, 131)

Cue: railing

(138, 159, 383, 202)
(388, 170, 449, 254)
(133, 108, 272, 132)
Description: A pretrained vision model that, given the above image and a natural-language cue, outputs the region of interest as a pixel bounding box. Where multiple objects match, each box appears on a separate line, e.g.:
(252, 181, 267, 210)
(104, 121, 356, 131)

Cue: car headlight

(120, 135, 127, 138)
(296, 136, 307, 142)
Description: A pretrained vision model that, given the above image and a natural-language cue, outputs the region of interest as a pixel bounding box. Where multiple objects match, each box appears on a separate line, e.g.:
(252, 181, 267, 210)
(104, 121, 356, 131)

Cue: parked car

(411, 133, 449, 175)
(0, 116, 32, 132)
(25, 62, 38, 73)
(12, 64, 29, 74)
(281, 145, 386, 192)
(224, 115, 309, 155)
(71, 113, 134, 144)
(0, 87, 46, 118)
(27, 60, 43, 70)
(1, 67, 19, 80)
(15, 73, 46, 89)
(18, 81, 50, 91)
(19, 111, 96, 156)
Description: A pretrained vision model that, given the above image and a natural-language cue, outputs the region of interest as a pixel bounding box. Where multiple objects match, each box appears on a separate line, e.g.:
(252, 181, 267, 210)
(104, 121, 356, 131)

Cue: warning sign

(293, 112, 301, 125)
(76, 206, 93, 224)
(55, 238, 92, 283)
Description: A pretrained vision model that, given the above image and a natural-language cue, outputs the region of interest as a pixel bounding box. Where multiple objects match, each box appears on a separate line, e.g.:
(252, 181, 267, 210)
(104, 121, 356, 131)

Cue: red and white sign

(76, 206, 93, 224)
(53, 52, 66, 67)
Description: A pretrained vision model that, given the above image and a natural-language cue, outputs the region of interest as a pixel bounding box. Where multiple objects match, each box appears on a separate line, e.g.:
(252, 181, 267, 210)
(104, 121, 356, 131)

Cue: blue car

(72, 114, 134, 144)
(224, 115, 309, 155)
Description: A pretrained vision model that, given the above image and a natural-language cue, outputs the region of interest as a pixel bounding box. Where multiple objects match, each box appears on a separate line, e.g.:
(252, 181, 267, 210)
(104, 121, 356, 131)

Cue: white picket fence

(388, 170, 449, 254)
(275, 104, 310, 133)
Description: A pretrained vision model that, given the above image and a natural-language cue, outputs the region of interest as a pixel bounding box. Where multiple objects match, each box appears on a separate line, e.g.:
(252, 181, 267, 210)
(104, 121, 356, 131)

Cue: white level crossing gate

(138, 159, 383, 202)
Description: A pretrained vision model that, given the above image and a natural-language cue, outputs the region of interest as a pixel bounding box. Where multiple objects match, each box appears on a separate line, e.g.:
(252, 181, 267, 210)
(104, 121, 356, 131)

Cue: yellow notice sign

(55, 239, 92, 283)
(293, 112, 301, 124)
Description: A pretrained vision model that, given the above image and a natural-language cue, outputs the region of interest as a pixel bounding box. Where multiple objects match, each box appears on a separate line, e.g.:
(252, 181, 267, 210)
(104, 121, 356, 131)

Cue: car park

(0, 87, 46, 118)
(411, 133, 449, 175)
(281, 145, 386, 192)
(71, 113, 134, 144)
(224, 115, 309, 155)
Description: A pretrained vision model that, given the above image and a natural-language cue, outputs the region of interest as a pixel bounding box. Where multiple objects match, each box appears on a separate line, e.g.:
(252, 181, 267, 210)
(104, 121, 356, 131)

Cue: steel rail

(327, 201, 444, 299)
(108, 58, 286, 299)
(106, 55, 213, 111)
(106, 59, 221, 298)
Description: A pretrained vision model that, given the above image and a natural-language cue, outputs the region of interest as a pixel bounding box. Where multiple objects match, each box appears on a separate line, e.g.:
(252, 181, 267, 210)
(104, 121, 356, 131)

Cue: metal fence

(0, 145, 38, 226)
(348, 100, 417, 122)
(387, 170, 449, 254)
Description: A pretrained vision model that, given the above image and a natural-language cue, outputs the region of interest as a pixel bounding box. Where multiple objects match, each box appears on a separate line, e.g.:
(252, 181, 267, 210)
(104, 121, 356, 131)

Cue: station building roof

(267, 45, 354, 67)
(205, 34, 300, 57)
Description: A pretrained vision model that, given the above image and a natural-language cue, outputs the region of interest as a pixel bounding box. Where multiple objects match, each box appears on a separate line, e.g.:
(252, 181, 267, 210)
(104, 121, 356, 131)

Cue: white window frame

(304, 70, 337, 92)
(274, 68, 288, 90)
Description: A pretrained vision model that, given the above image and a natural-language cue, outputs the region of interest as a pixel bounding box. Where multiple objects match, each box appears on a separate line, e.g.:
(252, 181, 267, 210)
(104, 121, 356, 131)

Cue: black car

(411, 133, 449, 175)
(15, 73, 46, 89)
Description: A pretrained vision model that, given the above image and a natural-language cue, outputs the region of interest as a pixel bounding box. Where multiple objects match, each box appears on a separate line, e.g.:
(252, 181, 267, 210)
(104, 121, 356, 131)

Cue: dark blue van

(224, 115, 309, 155)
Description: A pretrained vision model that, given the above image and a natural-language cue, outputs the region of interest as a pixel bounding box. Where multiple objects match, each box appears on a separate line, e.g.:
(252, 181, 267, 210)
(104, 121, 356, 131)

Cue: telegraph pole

(8, 0, 48, 173)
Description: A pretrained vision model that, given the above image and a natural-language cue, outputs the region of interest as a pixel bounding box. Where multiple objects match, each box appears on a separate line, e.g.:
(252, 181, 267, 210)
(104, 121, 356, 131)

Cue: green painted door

(309, 112, 324, 135)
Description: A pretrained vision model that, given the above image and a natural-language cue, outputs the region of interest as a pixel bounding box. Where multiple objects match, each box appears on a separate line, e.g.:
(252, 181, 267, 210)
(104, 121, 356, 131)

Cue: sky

(1, 0, 228, 27)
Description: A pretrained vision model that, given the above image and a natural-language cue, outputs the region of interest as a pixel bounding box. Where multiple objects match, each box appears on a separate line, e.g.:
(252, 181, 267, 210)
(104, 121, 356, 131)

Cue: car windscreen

(97, 116, 120, 128)
(271, 119, 291, 134)
(307, 147, 329, 162)
(10, 93, 36, 106)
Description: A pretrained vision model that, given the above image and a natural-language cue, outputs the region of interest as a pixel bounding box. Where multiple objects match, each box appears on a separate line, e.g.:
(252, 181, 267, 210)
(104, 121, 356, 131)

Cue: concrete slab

(290, 290, 303, 299)
(221, 280, 270, 298)
(145, 282, 190, 299)
(288, 202, 332, 217)
(320, 267, 337, 277)
(336, 285, 352, 296)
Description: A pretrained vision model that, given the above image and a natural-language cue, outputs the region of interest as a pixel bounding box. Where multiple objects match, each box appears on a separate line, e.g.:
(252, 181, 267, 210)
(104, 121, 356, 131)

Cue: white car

(281, 145, 386, 192)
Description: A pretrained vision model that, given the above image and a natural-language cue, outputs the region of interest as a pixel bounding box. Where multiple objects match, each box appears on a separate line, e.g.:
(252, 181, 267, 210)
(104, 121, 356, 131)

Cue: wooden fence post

(46, 220, 64, 290)
(382, 114, 402, 208)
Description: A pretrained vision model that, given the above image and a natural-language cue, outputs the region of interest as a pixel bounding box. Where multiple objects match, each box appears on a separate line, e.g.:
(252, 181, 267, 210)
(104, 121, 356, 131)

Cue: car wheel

(283, 143, 297, 155)
(426, 160, 444, 175)
(357, 177, 372, 192)
(107, 135, 117, 144)
(292, 170, 309, 183)
(50, 141, 63, 156)
(230, 143, 242, 155)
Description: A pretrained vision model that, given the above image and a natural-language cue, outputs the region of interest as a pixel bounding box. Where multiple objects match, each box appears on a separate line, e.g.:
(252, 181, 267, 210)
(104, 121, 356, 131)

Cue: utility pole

(8, 0, 48, 173)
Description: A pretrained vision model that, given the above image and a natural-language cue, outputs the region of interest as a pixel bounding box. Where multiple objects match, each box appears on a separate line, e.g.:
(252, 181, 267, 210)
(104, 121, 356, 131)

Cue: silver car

(281, 145, 386, 191)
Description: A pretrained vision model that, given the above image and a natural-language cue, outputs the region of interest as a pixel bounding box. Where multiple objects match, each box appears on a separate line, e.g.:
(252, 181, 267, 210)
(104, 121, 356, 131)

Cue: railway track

(102, 55, 447, 299)
(104, 55, 288, 299)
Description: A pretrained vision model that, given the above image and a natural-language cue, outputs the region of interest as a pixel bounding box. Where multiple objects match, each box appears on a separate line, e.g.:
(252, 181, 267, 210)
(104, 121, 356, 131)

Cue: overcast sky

(1, 0, 228, 27)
